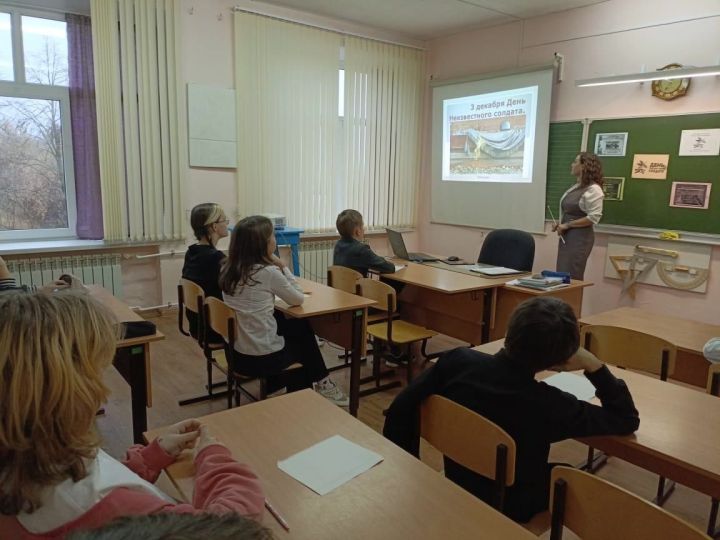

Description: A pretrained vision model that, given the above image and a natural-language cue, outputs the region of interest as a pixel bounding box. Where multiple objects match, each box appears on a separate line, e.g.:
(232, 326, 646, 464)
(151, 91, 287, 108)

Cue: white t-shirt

(559, 182, 604, 224)
(223, 265, 304, 355)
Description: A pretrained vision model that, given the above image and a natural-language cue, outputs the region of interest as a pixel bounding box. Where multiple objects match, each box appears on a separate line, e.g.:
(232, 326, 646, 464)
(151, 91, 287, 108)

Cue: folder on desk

(470, 266, 524, 276)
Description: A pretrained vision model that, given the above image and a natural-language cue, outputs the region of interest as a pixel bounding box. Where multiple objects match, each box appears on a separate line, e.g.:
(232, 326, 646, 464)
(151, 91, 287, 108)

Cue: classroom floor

(97, 311, 711, 536)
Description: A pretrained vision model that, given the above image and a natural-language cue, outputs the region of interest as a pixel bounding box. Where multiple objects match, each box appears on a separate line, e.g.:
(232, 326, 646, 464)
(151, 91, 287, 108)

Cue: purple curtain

(67, 14, 104, 239)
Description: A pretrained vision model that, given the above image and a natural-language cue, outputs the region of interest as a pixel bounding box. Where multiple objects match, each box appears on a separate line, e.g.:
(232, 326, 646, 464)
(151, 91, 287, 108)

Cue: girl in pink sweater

(0, 291, 265, 539)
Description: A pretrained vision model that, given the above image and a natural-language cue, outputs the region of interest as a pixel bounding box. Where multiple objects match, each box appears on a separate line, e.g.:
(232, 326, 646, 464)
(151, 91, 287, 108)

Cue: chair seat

(367, 320, 437, 344)
(207, 341, 225, 350)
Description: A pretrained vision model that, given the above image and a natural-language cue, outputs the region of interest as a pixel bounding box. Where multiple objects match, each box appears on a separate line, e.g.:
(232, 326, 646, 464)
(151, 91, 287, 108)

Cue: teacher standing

(554, 152, 604, 280)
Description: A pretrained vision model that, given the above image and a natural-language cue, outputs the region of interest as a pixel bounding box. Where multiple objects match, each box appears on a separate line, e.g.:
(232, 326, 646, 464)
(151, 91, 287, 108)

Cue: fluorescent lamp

(576, 65, 720, 87)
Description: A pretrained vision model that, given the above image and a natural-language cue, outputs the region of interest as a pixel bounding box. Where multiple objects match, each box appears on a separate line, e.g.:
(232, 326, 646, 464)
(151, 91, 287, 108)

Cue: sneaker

(316, 379, 349, 407)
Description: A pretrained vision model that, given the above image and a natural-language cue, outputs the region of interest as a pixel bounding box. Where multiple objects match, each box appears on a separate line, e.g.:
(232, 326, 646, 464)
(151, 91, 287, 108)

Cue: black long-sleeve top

(383, 347, 639, 522)
(333, 237, 395, 277)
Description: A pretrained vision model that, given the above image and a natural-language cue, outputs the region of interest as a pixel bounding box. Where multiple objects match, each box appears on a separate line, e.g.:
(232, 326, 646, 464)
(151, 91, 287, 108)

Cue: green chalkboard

(545, 114, 720, 234)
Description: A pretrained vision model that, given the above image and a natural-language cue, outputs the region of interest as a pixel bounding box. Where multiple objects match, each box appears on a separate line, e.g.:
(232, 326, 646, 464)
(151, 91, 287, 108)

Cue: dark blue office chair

(477, 229, 535, 272)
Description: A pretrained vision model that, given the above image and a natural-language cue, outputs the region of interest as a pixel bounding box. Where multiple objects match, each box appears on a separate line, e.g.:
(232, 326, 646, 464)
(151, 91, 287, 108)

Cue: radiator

(298, 241, 335, 284)
(7, 254, 123, 296)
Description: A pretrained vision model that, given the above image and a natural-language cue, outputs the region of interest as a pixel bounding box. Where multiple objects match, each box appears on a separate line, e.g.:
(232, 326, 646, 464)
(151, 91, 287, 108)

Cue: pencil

(265, 498, 290, 531)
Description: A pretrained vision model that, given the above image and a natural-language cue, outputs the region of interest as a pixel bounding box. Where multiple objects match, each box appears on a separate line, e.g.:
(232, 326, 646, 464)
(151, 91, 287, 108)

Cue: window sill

(0, 239, 164, 256)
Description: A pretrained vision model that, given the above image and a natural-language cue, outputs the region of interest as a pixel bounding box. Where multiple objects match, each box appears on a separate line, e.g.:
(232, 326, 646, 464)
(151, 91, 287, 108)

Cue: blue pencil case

(540, 270, 572, 284)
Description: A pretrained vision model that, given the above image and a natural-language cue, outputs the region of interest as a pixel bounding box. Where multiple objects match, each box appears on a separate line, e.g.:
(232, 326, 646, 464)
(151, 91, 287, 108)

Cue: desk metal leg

(115, 344, 150, 444)
(291, 245, 300, 276)
(349, 308, 364, 417)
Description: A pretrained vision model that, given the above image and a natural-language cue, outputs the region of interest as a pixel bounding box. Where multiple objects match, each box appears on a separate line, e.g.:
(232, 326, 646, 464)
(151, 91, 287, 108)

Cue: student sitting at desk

(333, 209, 395, 277)
(0, 291, 265, 539)
(181, 203, 230, 343)
(220, 215, 348, 406)
(383, 296, 639, 523)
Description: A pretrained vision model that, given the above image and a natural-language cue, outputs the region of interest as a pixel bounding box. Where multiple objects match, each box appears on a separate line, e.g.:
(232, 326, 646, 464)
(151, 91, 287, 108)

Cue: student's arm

(359, 244, 396, 274)
(543, 350, 640, 442)
(123, 439, 177, 483)
(383, 354, 446, 456)
(269, 266, 305, 306)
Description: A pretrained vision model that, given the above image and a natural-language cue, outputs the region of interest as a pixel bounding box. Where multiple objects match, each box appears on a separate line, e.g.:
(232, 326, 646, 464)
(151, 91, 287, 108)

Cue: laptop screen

(385, 228, 409, 259)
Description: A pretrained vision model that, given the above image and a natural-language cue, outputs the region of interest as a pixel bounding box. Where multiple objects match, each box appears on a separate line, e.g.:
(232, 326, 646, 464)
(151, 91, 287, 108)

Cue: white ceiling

(260, 0, 609, 40)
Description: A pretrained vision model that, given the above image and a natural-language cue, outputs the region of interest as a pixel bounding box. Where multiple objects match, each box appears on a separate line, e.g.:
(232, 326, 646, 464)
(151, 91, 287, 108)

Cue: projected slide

(442, 85, 538, 182)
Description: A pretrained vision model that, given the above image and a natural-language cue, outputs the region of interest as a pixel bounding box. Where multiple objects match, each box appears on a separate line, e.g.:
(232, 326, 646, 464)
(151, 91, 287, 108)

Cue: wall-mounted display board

(545, 114, 720, 235)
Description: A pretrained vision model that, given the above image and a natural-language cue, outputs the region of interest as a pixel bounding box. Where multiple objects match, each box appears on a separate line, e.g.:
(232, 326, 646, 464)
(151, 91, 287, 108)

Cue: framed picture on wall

(594, 132, 628, 157)
(669, 181, 712, 209)
(602, 177, 625, 201)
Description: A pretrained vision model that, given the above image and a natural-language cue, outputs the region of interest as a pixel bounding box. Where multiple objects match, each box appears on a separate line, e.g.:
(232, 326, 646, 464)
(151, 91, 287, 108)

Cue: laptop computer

(386, 228, 440, 262)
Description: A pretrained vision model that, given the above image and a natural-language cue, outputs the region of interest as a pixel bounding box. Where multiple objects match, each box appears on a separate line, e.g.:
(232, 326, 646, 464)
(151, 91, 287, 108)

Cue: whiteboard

(187, 84, 237, 168)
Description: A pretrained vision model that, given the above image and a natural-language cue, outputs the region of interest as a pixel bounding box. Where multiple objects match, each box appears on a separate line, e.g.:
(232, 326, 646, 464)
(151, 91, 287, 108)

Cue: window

(0, 6, 75, 240)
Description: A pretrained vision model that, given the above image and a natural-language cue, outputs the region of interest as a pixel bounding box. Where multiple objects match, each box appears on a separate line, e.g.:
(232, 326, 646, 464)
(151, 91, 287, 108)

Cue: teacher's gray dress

(557, 185, 594, 280)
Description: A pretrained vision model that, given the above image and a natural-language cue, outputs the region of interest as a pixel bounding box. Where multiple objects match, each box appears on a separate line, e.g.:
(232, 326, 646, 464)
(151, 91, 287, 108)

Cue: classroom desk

(579, 307, 720, 388)
(274, 278, 376, 417)
(382, 260, 591, 344)
(88, 285, 165, 444)
(474, 339, 720, 503)
(146, 389, 536, 540)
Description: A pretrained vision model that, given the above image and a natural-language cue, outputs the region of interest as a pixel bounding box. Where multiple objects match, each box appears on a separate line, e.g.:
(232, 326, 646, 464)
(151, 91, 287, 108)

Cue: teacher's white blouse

(559, 182, 604, 225)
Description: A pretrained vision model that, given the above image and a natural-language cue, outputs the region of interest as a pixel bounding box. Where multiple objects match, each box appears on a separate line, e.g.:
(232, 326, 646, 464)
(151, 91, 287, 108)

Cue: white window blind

(234, 12, 425, 232)
(91, 0, 185, 242)
(343, 37, 424, 231)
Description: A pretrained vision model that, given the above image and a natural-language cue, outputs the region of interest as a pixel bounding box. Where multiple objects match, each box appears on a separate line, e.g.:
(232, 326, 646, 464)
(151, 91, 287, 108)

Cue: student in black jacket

(383, 296, 639, 523)
(333, 209, 395, 277)
(181, 203, 230, 342)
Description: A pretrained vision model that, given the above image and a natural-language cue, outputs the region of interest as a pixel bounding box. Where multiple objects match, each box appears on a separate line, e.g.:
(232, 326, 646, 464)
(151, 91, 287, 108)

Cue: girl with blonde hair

(0, 291, 264, 539)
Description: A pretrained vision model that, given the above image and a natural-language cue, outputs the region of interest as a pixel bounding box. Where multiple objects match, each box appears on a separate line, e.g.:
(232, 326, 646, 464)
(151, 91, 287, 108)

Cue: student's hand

(39, 280, 70, 293)
(157, 419, 202, 457)
(194, 425, 225, 458)
(553, 347, 603, 373)
(270, 254, 285, 270)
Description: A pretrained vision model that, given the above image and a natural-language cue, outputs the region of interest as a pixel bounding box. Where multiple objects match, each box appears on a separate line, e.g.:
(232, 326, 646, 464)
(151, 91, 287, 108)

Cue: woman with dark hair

(181, 203, 230, 341)
(553, 152, 605, 280)
(220, 215, 348, 406)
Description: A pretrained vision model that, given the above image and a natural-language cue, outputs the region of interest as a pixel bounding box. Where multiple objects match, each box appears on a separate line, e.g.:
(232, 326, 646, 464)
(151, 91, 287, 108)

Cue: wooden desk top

(146, 390, 535, 539)
(579, 307, 720, 354)
(383, 260, 510, 293)
(87, 285, 165, 347)
(274, 278, 376, 319)
(473, 339, 720, 498)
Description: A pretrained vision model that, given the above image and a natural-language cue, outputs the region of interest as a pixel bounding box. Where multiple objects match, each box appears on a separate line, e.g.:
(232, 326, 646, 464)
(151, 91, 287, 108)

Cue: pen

(547, 205, 566, 245)
(265, 498, 290, 531)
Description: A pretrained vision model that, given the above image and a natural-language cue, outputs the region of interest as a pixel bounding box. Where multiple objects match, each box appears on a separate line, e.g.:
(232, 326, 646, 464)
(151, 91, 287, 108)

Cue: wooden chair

(177, 279, 229, 407)
(580, 324, 677, 506)
(204, 297, 301, 405)
(327, 265, 363, 371)
(356, 278, 437, 394)
(421, 395, 516, 512)
(702, 362, 720, 537)
(549, 466, 707, 540)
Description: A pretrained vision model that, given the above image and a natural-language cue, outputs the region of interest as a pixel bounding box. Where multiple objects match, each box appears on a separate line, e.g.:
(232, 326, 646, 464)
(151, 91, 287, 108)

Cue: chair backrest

(477, 229, 535, 271)
(204, 297, 236, 345)
(356, 278, 395, 313)
(581, 325, 677, 380)
(549, 466, 707, 540)
(420, 395, 516, 488)
(178, 278, 206, 339)
(327, 265, 363, 294)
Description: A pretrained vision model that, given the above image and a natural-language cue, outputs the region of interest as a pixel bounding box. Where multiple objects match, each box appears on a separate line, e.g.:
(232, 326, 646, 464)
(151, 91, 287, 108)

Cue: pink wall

(419, 0, 720, 323)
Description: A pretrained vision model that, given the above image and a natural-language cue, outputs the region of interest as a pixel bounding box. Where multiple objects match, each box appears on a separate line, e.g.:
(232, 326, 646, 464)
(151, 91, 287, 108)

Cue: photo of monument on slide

(450, 116, 526, 174)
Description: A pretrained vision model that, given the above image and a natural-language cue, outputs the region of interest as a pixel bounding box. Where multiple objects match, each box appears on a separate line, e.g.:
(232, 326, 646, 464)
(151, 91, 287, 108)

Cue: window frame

(0, 5, 76, 241)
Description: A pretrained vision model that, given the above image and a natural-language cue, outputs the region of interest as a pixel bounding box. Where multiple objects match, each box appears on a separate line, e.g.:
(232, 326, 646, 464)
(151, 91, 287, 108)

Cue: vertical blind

(91, 0, 185, 242)
(234, 12, 425, 232)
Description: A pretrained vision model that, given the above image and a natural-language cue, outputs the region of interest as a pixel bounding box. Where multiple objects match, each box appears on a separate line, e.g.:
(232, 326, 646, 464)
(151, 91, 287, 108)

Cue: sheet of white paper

(470, 266, 523, 276)
(506, 279, 521, 285)
(277, 435, 383, 496)
(543, 372, 596, 401)
(394, 264, 406, 271)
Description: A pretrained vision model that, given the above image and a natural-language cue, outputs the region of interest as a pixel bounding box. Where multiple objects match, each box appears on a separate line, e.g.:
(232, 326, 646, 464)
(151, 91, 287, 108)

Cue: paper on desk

(506, 279, 521, 285)
(543, 372, 596, 401)
(277, 435, 383, 496)
(394, 264, 405, 271)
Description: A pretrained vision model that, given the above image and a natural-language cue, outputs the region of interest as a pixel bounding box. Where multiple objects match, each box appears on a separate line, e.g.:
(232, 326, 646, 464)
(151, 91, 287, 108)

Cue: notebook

(470, 266, 524, 276)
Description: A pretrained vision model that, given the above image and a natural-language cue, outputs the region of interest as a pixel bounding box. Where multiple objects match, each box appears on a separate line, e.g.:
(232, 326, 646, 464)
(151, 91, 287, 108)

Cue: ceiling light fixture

(576, 65, 720, 87)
